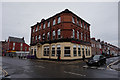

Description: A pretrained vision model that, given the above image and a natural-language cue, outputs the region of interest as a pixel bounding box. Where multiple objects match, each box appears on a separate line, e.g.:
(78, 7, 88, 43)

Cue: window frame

(58, 16, 61, 24)
(47, 21, 50, 27)
(52, 30, 55, 40)
(43, 23, 45, 29)
(52, 45, 55, 56)
(72, 17, 75, 23)
(53, 19, 56, 26)
(57, 29, 61, 39)
(73, 45, 77, 57)
(77, 31, 79, 39)
(64, 47, 71, 57)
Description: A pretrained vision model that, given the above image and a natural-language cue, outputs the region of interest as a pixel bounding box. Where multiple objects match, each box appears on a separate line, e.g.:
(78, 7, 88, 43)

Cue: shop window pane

(64, 47, 70, 57)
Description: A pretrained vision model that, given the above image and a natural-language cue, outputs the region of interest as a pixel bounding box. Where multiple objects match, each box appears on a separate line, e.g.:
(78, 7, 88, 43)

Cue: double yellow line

(0, 66, 8, 76)
(107, 60, 119, 69)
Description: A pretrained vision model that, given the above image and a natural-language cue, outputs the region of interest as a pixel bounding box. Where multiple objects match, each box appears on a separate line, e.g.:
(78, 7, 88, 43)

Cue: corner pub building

(30, 9, 92, 60)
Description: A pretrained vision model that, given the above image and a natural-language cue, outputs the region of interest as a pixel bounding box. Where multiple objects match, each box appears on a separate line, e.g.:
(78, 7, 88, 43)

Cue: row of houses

(91, 37, 120, 57)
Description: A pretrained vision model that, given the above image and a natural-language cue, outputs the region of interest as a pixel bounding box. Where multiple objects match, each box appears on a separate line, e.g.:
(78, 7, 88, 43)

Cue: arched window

(48, 21, 50, 27)
(35, 36, 37, 40)
(81, 32, 83, 40)
(36, 27, 37, 32)
(43, 23, 45, 29)
(47, 32, 50, 40)
(73, 29, 75, 38)
(33, 28, 34, 32)
(78, 45, 81, 56)
(77, 31, 79, 39)
(72, 17, 75, 23)
(38, 35, 41, 40)
(39, 25, 41, 30)
(81, 20, 83, 27)
(53, 19, 56, 25)
(58, 17, 61, 24)
(73, 45, 77, 56)
(58, 29, 61, 39)
(53, 30, 55, 40)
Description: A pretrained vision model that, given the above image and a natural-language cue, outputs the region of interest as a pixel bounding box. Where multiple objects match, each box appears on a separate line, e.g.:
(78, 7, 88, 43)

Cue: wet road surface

(2, 56, 119, 78)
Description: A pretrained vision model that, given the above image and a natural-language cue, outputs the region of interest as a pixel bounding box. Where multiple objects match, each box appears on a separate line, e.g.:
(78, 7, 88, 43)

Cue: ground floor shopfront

(6, 51, 30, 57)
(30, 42, 92, 60)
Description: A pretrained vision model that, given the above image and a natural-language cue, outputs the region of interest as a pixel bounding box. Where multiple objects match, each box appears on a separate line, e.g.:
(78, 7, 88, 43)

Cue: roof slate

(8, 36, 25, 43)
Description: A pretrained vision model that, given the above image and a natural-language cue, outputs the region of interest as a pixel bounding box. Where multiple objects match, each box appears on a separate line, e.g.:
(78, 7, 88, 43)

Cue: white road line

(38, 66, 45, 68)
(64, 71, 86, 76)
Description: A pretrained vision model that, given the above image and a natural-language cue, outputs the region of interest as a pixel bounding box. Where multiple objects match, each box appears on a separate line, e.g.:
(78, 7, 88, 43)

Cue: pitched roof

(8, 36, 25, 43)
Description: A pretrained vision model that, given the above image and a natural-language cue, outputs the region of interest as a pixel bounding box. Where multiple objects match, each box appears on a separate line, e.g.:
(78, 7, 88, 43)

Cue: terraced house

(30, 9, 92, 60)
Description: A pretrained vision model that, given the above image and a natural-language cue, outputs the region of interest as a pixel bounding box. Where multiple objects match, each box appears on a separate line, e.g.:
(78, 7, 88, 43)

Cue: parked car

(86, 55, 106, 66)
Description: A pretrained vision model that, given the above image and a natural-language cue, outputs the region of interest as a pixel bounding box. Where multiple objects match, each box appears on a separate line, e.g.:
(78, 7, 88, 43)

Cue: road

(1, 56, 120, 79)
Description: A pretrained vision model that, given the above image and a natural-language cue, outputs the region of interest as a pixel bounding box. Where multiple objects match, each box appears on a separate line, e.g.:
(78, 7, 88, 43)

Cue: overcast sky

(1, 2, 119, 46)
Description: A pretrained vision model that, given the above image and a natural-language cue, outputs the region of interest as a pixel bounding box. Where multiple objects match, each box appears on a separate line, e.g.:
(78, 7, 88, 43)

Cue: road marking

(0, 66, 8, 76)
(38, 66, 45, 68)
(64, 71, 86, 76)
(83, 65, 89, 68)
(97, 67, 105, 70)
(107, 59, 119, 70)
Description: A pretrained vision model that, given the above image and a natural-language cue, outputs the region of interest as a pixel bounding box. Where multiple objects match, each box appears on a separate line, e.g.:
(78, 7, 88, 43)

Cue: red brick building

(6, 36, 30, 57)
(30, 9, 92, 60)
(0, 41, 8, 56)
(91, 38, 102, 56)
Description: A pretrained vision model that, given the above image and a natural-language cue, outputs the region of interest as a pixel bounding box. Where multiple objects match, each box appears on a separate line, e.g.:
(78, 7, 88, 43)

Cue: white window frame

(73, 45, 77, 57)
